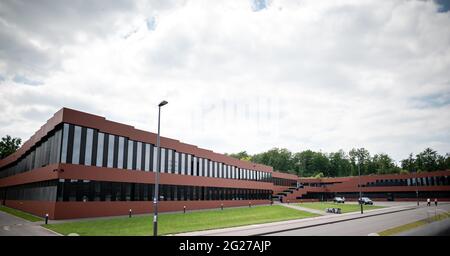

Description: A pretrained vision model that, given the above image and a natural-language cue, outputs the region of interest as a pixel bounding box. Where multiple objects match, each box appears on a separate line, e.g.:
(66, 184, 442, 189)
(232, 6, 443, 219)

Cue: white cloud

(0, 0, 449, 163)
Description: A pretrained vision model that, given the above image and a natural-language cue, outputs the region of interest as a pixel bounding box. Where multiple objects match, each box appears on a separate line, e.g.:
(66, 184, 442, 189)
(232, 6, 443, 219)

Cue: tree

(0, 135, 22, 159)
(314, 172, 324, 178)
(227, 151, 251, 161)
(227, 147, 447, 178)
(328, 150, 352, 177)
(252, 148, 293, 173)
(349, 148, 370, 176)
(371, 153, 400, 174)
(415, 148, 439, 172)
(401, 153, 417, 172)
(292, 150, 316, 177)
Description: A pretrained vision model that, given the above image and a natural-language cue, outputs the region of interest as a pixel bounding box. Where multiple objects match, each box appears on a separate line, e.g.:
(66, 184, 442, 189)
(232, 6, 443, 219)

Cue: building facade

(1, 108, 448, 220)
(0, 108, 297, 219)
(279, 170, 450, 203)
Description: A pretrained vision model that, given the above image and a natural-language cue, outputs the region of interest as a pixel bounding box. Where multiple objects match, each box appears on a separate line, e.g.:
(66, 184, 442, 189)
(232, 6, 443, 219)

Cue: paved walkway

(0, 210, 60, 236)
(278, 203, 329, 215)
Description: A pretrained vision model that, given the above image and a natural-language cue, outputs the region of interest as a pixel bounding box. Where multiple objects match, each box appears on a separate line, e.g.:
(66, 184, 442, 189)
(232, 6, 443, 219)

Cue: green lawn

(44, 205, 318, 236)
(0, 205, 43, 222)
(295, 202, 385, 213)
(379, 211, 450, 236)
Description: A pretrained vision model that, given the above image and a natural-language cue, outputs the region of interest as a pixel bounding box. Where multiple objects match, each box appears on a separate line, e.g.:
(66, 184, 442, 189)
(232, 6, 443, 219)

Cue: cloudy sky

(0, 0, 449, 163)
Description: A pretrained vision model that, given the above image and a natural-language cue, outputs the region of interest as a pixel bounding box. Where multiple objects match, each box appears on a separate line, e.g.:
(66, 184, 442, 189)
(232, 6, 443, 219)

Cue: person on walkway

(434, 198, 438, 207)
(427, 198, 431, 206)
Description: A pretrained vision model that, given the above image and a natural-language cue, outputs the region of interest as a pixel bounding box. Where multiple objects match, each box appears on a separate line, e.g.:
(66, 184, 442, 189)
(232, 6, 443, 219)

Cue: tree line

(226, 147, 450, 178)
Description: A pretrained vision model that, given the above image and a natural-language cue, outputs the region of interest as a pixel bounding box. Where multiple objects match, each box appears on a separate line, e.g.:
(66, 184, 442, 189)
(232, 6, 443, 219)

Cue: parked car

(358, 197, 373, 205)
(333, 197, 345, 203)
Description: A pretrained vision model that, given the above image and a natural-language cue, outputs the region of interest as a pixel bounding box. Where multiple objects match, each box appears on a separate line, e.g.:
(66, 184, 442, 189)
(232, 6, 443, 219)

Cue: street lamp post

(358, 161, 363, 214)
(416, 177, 419, 206)
(153, 100, 168, 236)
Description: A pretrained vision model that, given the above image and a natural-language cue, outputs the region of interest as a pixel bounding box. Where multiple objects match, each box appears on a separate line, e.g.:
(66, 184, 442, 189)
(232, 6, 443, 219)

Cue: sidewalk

(0, 210, 60, 236)
(279, 203, 329, 215)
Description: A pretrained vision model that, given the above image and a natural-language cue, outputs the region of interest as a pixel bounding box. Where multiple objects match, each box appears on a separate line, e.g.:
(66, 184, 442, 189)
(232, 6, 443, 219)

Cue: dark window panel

(66, 124, 75, 164)
(132, 141, 137, 170)
(102, 134, 109, 167)
(91, 130, 98, 166)
(79, 127, 87, 165)
(113, 136, 119, 168)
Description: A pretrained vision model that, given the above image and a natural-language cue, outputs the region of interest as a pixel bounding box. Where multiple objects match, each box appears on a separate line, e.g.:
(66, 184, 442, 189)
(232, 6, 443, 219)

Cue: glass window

(107, 134, 115, 168)
(96, 132, 104, 167)
(160, 148, 166, 173)
(136, 142, 142, 171)
(174, 152, 179, 174)
(85, 128, 93, 166)
(187, 155, 192, 175)
(181, 153, 186, 175)
(117, 137, 125, 169)
(192, 156, 197, 176)
(72, 126, 82, 164)
(167, 149, 173, 173)
(152, 146, 157, 172)
(55, 129, 62, 164)
(144, 144, 150, 171)
(61, 124, 69, 163)
(208, 160, 212, 177)
(127, 140, 133, 170)
(198, 157, 203, 176)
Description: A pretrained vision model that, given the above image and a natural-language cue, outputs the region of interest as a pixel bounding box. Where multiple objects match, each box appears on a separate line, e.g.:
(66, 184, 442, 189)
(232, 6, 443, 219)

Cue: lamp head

(158, 100, 168, 107)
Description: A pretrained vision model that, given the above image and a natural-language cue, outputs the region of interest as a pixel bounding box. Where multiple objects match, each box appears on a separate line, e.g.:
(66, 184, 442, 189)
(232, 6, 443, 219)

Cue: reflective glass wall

(0, 128, 62, 179)
(58, 123, 273, 182)
(55, 179, 272, 202)
(0, 123, 274, 183)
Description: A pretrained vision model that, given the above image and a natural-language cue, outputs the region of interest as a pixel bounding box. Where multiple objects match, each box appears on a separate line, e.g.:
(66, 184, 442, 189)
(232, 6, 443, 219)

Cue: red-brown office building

(280, 170, 450, 203)
(0, 108, 298, 219)
(1, 108, 449, 220)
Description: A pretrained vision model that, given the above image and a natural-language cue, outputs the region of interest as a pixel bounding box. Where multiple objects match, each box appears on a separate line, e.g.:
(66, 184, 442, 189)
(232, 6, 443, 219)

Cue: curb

(40, 225, 64, 236)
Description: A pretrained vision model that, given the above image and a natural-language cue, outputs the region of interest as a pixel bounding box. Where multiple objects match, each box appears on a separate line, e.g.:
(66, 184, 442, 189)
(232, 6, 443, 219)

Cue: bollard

(129, 209, 132, 218)
(45, 213, 49, 225)
(221, 203, 223, 210)
(183, 206, 186, 214)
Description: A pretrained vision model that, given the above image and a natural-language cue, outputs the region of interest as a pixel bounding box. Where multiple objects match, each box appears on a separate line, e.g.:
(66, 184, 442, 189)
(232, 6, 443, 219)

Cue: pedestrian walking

(434, 198, 438, 207)
(427, 198, 431, 206)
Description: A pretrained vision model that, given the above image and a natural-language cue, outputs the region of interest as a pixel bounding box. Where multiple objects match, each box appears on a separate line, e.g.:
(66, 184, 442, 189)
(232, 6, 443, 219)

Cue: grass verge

(379, 211, 450, 236)
(294, 202, 384, 213)
(0, 205, 43, 222)
(44, 205, 318, 236)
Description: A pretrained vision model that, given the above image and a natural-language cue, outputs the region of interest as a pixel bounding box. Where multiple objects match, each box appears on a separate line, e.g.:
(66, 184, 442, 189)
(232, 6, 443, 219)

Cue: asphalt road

(0, 210, 59, 236)
(267, 203, 450, 236)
